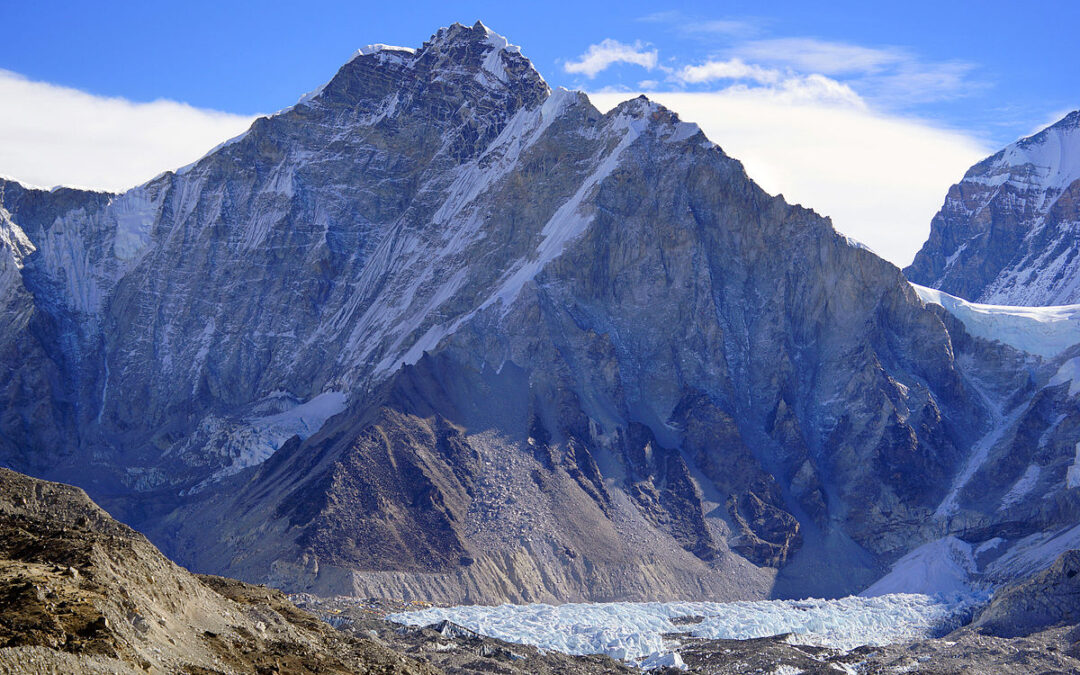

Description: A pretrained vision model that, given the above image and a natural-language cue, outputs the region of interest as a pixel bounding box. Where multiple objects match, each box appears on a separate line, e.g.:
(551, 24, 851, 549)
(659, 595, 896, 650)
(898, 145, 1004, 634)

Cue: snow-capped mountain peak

(907, 109, 1080, 305)
(979, 109, 1080, 194)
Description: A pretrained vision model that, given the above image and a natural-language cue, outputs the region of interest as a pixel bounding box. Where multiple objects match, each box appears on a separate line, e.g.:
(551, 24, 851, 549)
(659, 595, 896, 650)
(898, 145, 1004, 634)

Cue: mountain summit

(907, 110, 1080, 305)
(2, 24, 1079, 604)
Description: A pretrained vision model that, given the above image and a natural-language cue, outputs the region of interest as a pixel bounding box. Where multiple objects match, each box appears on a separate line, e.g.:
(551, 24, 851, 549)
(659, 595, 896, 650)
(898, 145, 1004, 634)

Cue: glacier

(387, 594, 982, 665)
(911, 283, 1080, 358)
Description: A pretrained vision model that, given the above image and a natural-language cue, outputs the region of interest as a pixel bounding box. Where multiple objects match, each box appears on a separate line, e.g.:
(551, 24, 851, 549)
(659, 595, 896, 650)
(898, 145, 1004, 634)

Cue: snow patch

(0, 208, 34, 268)
(188, 391, 348, 490)
(110, 190, 158, 260)
(479, 33, 510, 83)
(999, 464, 1041, 510)
(998, 116, 1080, 194)
(974, 537, 1005, 557)
(357, 44, 417, 57)
(1051, 357, 1080, 397)
(860, 536, 978, 597)
(667, 121, 701, 144)
(984, 523, 1080, 581)
(1068, 441, 1080, 488)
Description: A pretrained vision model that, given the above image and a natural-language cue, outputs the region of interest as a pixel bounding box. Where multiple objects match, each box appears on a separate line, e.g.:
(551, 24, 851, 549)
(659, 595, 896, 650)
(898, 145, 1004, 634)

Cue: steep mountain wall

(3, 23, 1079, 603)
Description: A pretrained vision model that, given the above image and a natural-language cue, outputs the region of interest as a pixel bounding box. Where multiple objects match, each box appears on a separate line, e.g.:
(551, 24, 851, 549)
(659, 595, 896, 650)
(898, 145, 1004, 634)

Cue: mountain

(906, 110, 1080, 305)
(2, 22, 1080, 604)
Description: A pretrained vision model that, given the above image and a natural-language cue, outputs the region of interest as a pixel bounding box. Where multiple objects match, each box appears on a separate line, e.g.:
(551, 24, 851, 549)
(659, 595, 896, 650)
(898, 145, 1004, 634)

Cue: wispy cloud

(0, 69, 256, 192)
(732, 38, 904, 75)
(637, 11, 759, 38)
(684, 20, 758, 36)
(564, 39, 658, 78)
(730, 37, 979, 104)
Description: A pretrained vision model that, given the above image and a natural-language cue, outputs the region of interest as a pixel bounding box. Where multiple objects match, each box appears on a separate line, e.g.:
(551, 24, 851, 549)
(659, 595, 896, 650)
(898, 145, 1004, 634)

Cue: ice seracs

(387, 594, 981, 663)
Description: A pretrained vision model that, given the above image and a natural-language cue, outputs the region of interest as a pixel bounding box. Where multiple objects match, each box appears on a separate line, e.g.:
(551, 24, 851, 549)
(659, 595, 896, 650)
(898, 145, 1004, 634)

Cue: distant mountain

(3, 22, 1080, 604)
(906, 111, 1080, 305)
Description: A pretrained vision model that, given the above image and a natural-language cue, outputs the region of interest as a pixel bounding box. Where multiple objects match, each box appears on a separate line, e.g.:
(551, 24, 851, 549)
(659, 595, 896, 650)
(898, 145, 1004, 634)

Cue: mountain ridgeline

(2, 22, 1079, 604)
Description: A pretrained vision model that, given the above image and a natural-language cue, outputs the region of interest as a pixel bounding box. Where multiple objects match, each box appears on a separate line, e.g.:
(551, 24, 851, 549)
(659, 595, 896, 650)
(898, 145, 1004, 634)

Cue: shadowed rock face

(3, 22, 1080, 603)
(974, 549, 1080, 638)
(907, 110, 1080, 305)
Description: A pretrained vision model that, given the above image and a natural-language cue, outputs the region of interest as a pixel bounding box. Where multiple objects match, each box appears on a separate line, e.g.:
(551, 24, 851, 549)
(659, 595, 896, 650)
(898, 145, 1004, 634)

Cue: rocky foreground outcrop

(0, 467, 439, 673)
(0, 467, 649, 674)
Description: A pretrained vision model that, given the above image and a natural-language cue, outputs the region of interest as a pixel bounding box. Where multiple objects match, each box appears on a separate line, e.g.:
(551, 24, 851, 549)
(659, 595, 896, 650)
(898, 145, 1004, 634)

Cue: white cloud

(677, 60, 864, 108)
(0, 69, 256, 192)
(769, 74, 865, 108)
(564, 39, 658, 78)
(589, 89, 991, 267)
(678, 59, 864, 108)
(678, 58, 783, 86)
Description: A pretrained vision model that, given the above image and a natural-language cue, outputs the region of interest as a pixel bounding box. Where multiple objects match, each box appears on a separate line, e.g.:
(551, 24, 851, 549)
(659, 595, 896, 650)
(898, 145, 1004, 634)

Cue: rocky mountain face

(906, 110, 1080, 305)
(2, 22, 1080, 604)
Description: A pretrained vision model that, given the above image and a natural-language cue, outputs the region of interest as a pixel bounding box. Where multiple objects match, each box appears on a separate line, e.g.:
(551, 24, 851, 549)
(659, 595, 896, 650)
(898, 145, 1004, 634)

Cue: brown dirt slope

(0, 467, 436, 674)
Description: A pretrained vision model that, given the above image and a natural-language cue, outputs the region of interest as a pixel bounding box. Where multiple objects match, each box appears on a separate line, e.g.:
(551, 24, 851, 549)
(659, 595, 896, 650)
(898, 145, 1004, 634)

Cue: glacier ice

(387, 594, 980, 665)
(911, 283, 1080, 359)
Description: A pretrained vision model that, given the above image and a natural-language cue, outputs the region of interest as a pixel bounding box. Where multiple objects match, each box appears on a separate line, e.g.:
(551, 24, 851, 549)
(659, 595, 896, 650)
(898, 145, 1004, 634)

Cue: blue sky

(2, 1, 1078, 264)
(6, 0, 1076, 141)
